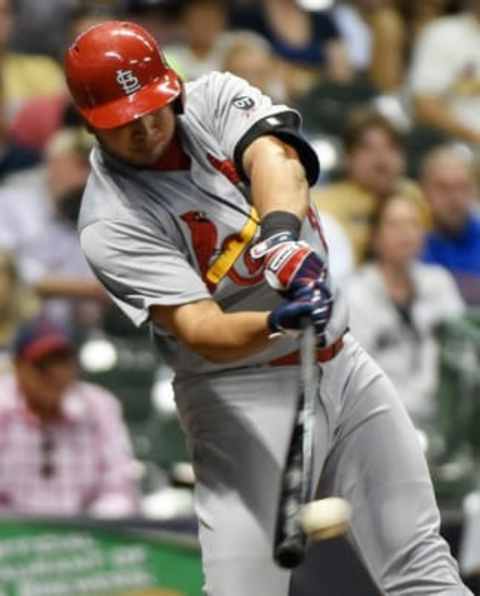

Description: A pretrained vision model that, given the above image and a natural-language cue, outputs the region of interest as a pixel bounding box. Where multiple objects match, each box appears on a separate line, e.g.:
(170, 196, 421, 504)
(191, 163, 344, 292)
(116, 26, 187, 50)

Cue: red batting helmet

(64, 21, 184, 130)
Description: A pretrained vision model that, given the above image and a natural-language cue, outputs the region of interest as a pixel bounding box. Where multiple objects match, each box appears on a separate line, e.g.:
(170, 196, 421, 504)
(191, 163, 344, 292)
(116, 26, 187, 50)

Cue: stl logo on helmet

(116, 69, 141, 96)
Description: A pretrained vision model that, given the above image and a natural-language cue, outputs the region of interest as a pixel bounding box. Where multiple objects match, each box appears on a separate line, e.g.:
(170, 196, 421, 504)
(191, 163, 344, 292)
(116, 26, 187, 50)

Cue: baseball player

(65, 21, 471, 596)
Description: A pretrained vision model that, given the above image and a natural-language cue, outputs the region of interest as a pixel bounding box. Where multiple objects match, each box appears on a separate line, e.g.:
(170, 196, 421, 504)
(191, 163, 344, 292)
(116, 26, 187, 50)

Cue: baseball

(300, 497, 352, 541)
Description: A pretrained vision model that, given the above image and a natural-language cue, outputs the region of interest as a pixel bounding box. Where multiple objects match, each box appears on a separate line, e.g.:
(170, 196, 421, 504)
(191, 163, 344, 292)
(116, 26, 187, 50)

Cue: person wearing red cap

(0, 317, 139, 517)
(65, 20, 471, 596)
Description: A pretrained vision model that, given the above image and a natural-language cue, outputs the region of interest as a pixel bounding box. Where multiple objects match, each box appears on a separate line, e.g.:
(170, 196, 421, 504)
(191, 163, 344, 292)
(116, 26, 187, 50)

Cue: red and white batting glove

(250, 231, 328, 298)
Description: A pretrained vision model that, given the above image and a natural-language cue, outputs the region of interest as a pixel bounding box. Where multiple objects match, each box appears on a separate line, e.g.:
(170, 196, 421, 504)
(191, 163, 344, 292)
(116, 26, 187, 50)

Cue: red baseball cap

(13, 318, 74, 365)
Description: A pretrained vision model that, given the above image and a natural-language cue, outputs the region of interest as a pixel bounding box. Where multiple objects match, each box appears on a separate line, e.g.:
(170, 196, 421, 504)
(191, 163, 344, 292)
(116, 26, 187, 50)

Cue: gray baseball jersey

(79, 71, 347, 378)
(78, 72, 470, 596)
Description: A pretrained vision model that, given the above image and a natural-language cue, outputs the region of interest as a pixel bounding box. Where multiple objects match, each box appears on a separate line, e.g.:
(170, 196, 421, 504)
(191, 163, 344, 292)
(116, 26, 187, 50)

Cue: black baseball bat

(274, 324, 318, 569)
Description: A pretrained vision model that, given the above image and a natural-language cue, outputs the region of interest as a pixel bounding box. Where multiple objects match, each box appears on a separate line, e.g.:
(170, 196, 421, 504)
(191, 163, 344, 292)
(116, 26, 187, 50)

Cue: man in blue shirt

(420, 145, 480, 305)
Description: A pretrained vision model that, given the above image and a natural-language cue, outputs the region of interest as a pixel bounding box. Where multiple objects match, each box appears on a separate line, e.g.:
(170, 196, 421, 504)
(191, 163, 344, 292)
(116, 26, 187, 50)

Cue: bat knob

(274, 536, 306, 569)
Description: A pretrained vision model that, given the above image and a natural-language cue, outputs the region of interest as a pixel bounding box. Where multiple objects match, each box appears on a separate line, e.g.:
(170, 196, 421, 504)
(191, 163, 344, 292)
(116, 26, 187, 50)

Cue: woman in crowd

(345, 194, 465, 427)
(230, 0, 352, 98)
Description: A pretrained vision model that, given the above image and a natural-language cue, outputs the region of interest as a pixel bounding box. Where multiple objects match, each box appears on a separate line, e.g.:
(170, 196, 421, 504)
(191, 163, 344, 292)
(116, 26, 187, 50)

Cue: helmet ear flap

(173, 91, 185, 114)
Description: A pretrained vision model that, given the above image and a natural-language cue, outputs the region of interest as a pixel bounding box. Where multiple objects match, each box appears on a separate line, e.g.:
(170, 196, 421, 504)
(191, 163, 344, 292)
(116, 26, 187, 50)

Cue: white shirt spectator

(0, 167, 53, 258)
(409, 14, 480, 134)
(0, 167, 96, 325)
(346, 262, 465, 425)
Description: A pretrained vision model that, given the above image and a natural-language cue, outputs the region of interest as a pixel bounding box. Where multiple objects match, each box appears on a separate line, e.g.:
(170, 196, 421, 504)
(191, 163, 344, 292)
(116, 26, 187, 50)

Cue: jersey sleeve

(201, 72, 319, 185)
(80, 218, 211, 327)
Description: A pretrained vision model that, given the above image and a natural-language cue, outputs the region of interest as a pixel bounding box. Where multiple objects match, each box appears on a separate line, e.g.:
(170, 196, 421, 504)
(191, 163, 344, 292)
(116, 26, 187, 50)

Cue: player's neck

(149, 128, 190, 172)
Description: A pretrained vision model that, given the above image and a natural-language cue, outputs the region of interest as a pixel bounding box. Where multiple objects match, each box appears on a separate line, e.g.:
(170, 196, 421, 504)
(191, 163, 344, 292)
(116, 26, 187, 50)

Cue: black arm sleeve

(233, 111, 320, 187)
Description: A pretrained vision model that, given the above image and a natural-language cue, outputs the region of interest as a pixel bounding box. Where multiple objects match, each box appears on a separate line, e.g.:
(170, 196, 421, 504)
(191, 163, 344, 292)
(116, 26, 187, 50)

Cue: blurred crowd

(0, 0, 480, 578)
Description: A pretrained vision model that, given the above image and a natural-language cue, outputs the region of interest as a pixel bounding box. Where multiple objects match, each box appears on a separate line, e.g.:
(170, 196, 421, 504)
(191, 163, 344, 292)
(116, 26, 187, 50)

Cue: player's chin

(128, 144, 166, 166)
(127, 151, 158, 167)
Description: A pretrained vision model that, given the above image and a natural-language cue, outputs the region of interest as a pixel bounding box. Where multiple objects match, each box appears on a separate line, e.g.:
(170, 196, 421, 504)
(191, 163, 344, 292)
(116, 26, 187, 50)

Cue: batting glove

(250, 232, 327, 298)
(268, 286, 315, 336)
(268, 282, 334, 346)
(309, 281, 334, 347)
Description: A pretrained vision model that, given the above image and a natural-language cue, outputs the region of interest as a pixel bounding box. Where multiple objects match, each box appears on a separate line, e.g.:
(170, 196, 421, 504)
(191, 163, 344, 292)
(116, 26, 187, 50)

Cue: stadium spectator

(0, 317, 139, 517)
(334, 0, 406, 92)
(9, 0, 79, 56)
(314, 108, 425, 264)
(333, 2, 371, 76)
(0, 128, 106, 330)
(164, 0, 229, 81)
(9, 94, 67, 153)
(0, 0, 64, 122)
(409, 1, 480, 145)
(125, 0, 183, 46)
(0, 127, 91, 257)
(0, 250, 39, 371)
(9, 3, 118, 152)
(68, 2, 120, 42)
(230, 0, 352, 99)
(420, 145, 480, 306)
(346, 195, 465, 426)
(220, 32, 287, 102)
(230, 0, 350, 73)
(0, 83, 40, 177)
(394, 0, 461, 43)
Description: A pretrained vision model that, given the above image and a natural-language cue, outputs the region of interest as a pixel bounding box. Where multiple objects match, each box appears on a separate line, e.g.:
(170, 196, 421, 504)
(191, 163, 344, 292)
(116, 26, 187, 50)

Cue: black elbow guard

(233, 111, 320, 187)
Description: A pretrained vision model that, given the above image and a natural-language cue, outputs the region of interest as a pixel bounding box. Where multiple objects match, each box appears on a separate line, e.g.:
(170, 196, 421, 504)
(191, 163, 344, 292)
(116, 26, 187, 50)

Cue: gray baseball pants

(174, 333, 472, 596)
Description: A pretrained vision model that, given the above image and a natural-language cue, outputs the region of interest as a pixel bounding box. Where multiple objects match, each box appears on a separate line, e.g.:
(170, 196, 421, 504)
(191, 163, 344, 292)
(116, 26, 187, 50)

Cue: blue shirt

(421, 213, 480, 305)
